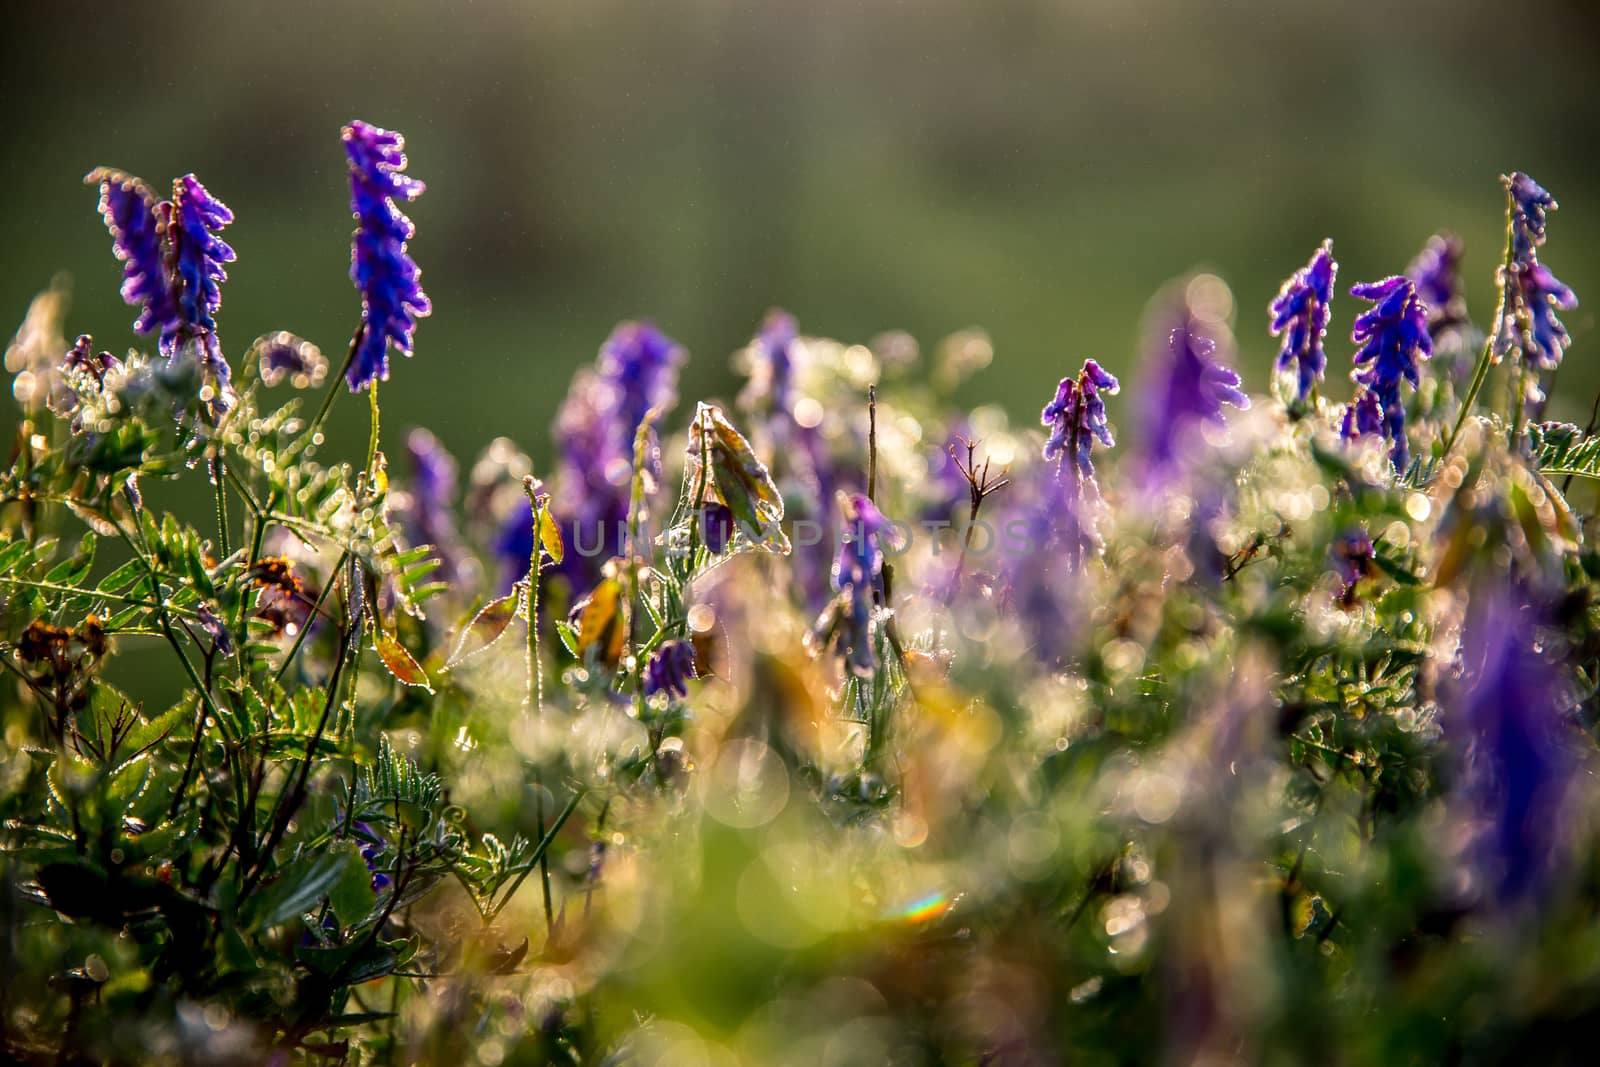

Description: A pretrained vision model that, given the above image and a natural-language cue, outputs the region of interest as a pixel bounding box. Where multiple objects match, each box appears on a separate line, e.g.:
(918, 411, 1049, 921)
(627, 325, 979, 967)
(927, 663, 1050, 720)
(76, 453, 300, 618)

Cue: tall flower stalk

(1440, 173, 1577, 464)
(342, 120, 432, 393)
(1342, 276, 1432, 473)
(1269, 239, 1337, 408)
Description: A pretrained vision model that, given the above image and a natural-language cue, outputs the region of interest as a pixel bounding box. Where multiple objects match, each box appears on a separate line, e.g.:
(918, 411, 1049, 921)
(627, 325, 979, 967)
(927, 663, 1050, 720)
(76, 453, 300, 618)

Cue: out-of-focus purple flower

(596, 321, 684, 476)
(997, 465, 1091, 663)
(1135, 294, 1249, 484)
(1407, 232, 1466, 332)
(342, 120, 431, 392)
(737, 309, 799, 417)
(398, 427, 467, 585)
(61, 334, 120, 385)
(1269, 240, 1337, 405)
(252, 331, 329, 389)
(1041, 359, 1120, 496)
(1345, 276, 1432, 472)
(87, 169, 180, 340)
(1451, 585, 1582, 908)
(1330, 527, 1374, 603)
(550, 322, 685, 593)
(643, 639, 697, 699)
(813, 493, 887, 676)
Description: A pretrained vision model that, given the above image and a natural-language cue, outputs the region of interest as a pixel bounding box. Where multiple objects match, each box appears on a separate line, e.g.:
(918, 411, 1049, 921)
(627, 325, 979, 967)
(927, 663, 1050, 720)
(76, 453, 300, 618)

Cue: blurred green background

(4, 0, 1598, 465)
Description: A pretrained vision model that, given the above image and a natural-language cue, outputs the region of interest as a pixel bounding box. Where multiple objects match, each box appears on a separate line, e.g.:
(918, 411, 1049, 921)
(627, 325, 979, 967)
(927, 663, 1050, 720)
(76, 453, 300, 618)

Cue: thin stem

(304, 325, 363, 446)
(867, 385, 878, 503)
(523, 485, 555, 932)
(211, 454, 231, 559)
(491, 788, 585, 921)
(1438, 182, 1517, 468)
(270, 549, 350, 683)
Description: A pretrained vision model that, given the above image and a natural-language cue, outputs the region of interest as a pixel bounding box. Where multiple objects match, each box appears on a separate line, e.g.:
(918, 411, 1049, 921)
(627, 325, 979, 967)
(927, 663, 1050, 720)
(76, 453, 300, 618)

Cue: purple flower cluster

(343, 120, 432, 392)
(1135, 296, 1249, 485)
(1269, 240, 1337, 406)
(643, 639, 697, 699)
(547, 321, 685, 592)
(170, 175, 235, 340)
(88, 168, 237, 406)
(1342, 276, 1432, 472)
(1500, 173, 1578, 392)
(738, 310, 799, 417)
(89, 170, 179, 340)
(400, 428, 467, 585)
(1407, 232, 1466, 332)
(61, 334, 120, 385)
(830, 493, 887, 676)
(1041, 359, 1120, 496)
(735, 311, 850, 610)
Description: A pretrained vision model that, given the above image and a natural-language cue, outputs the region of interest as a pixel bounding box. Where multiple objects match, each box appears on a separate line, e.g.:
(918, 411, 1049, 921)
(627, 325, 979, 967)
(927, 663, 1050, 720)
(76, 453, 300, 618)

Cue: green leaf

(328, 848, 378, 926)
(443, 593, 520, 670)
(250, 845, 371, 928)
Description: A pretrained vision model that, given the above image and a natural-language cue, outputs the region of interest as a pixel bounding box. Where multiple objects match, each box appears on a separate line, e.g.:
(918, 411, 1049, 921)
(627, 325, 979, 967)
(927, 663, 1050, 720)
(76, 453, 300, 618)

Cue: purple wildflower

(1506, 172, 1556, 262)
(814, 493, 888, 676)
(1451, 585, 1581, 908)
(169, 175, 235, 339)
(399, 428, 467, 585)
(737, 309, 800, 417)
(596, 321, 684, 475)
(643, 639, 698, 699)
(1513, 260, 1578, 375)
(997, 465, 1092, 663)
(253, 331, 328, 389)
(351, 821, 393, 893)
(61, 334, 120, 385)
(700, 502, 735, 554)
(342, 120, 431, 392)
(1492, 174, 1579, 411)
(1407, 232, 1466, 332)
(165, 175, 238, 405)
(550, 322, 685, 593)
(87, 169, 179, 340)
(1338, 388, 1383, 447)
(1135, 294, 1249, 484)
(1041, 359, 1120, 497)
(1345, 276, 1432, 472)
(1269, 240, 1337, 405)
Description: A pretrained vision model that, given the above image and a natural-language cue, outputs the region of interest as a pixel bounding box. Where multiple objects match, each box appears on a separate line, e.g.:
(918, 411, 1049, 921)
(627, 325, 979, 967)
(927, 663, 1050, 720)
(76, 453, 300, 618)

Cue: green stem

(523, 487, 555, 932)
(304, 325, 363, 447)
(212, 454, 231, 559)
(1438, 182, 1518, 467)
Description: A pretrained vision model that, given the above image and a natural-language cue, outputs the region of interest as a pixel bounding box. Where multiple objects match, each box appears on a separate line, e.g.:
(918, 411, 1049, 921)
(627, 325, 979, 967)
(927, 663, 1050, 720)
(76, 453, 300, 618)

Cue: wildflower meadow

(3, 116, 1599, 1065)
